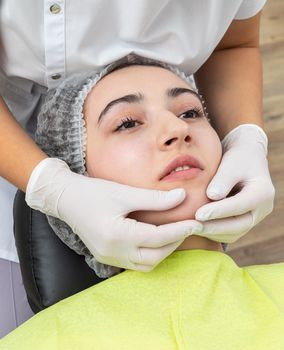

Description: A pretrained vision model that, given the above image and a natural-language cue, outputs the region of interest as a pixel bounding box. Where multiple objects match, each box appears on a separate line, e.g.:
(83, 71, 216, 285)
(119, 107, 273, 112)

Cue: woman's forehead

(88, 65, 192, 106)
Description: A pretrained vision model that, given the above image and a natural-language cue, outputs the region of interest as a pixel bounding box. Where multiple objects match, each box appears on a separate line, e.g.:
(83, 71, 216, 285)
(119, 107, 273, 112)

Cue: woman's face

(84, 65, 222, 225)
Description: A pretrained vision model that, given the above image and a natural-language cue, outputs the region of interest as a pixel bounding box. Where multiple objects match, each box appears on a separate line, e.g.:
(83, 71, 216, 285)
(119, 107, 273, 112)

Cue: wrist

(25, 157, 72, 216)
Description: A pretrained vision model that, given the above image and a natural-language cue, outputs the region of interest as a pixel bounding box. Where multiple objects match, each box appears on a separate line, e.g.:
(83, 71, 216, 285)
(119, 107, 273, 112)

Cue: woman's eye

(179, 108, 203, 119)
(115, 117, 141, 131)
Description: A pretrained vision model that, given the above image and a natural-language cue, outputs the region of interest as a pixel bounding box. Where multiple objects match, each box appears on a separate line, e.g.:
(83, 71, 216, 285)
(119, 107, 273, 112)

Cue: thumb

(207, 156, 240, 200)
(122, 187, 187, 212)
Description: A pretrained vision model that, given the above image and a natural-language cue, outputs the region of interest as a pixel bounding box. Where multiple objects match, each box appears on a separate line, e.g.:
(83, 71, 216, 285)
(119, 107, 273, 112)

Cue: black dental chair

(13, 190, 106, 313)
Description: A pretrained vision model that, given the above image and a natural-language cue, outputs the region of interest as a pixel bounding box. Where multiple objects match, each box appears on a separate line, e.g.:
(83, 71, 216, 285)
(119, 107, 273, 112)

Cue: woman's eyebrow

(98, 93, 144, 124)
(167, 87, 203, 103)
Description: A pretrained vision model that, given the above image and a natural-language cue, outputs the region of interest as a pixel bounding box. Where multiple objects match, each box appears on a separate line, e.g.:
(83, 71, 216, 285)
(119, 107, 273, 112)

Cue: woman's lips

(160, 167, 202, 182)
(159, 154, 204, 181)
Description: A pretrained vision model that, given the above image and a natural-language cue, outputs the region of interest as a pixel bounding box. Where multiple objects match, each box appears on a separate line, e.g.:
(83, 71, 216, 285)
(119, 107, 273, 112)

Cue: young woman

(0, 57, 282, 349)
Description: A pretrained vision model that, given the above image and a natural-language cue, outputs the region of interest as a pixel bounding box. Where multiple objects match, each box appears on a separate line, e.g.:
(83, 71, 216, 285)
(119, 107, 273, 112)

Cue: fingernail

(192, 224, 203, 234)
(169, 188, 185, 198)
(208, 192, 221, 200)
(207, 186, 221, 199)
(186, 224, 203, 236)
(195, 211, 209, 221)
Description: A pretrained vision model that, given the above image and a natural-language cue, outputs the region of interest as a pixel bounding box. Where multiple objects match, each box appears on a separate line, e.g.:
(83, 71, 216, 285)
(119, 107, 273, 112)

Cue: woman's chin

(128, 190, 211, 226)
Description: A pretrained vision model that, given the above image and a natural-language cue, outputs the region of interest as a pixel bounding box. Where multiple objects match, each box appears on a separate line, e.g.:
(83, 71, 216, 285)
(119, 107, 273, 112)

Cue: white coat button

(50, 4, 61, 14)
(51, 73, 61, 80)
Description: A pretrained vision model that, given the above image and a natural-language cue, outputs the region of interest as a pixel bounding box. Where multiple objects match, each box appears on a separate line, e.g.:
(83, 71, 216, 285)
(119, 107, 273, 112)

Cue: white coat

(0, 0, 266, 262)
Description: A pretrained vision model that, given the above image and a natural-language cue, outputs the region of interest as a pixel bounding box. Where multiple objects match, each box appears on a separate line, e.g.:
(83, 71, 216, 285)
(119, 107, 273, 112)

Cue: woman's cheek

(208, 138, 222, 174)
(197, 129, 222, 174)
(90, 142, 148, 186)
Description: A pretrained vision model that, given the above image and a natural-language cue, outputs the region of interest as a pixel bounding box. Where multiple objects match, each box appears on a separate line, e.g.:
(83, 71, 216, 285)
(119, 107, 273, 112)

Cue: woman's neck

(176, 235, 224, 252)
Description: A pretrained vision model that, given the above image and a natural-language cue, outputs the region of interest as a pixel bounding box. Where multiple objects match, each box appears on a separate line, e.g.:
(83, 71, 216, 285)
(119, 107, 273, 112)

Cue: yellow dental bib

(1, 250, 284, 349)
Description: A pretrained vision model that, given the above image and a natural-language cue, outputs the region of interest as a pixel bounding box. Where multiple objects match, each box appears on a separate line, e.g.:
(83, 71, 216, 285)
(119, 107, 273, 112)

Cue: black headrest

(13, 190, 105, 313)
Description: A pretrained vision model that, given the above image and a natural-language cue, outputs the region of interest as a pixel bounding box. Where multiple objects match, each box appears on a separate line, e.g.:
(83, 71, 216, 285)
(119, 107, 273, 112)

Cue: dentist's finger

(195, 184, 262, 221)
(132, 264, 155, 272)
(206, 152, 243, 200)
(129, 239, 184, 266)
(116, 186, 187, 213)
(195, 212, 253, 244)
(126, 218, 203, 248)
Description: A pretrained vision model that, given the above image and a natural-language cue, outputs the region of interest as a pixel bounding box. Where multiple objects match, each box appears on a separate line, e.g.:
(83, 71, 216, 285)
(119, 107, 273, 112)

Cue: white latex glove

(195, 124, 275, 244)
(25, 158, 203, 272)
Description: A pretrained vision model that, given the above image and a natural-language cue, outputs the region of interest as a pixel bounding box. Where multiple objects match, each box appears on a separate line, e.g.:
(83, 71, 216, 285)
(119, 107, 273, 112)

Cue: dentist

(0, 0, 274, 337)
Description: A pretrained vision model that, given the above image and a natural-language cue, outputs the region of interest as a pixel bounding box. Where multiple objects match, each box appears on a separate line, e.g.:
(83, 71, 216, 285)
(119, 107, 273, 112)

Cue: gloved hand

(25, 158, 203, 272)
(195, 124, 275, 244)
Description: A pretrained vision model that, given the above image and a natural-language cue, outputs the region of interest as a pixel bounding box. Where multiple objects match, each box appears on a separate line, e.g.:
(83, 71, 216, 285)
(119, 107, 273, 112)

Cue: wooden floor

(227, 0, 284, 265)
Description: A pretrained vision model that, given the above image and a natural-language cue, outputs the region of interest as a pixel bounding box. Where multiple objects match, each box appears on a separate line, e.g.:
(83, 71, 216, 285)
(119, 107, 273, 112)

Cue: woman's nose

(157, 112, 191, 150)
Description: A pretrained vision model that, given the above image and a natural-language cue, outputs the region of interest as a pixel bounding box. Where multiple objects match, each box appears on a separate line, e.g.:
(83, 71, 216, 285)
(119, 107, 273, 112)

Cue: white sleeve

(234, 0, 267, 20)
